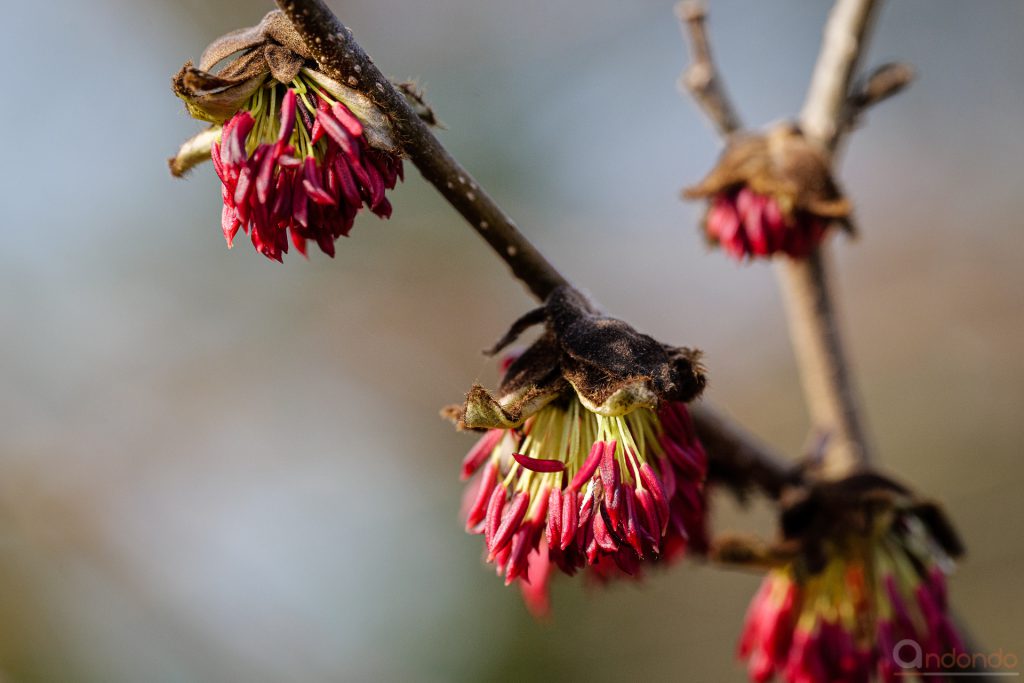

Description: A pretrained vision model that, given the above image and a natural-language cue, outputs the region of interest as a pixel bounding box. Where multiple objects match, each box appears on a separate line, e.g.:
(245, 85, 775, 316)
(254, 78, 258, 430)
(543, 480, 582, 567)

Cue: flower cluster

(462, 396, 708, 592)
(448, 287, 709, 615)
(171, 11, 403, 261)
(737, 476, 964, 683)
(166, 15, 971, 677)
(685, 124, 851, 261)
(213, 76, 402, 260)
(705, 188, 826, 260)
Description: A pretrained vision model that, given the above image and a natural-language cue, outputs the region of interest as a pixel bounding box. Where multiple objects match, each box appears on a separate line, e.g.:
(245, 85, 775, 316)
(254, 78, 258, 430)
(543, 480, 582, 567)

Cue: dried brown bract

(684, 124, 853, 259)
(447, 286, 706, 430)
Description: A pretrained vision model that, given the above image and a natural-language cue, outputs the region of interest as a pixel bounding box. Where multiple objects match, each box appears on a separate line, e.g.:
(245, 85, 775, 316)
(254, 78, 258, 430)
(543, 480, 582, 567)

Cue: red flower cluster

(706, 187, 826, 261)
(739, 530, 963, 683)
(212, 80, 402, 261)
(460, 398, 708, 616)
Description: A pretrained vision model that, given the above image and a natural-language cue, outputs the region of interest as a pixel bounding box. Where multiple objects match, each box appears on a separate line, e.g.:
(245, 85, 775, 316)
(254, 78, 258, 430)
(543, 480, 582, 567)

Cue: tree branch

(675, 1, 742, 137)
(276, 1, 567, 301)
(776, 0, 883, 478)
(799, 0, 883, 150)
(692, 404, 799, 499)
(678, 0, 884, 478)
(676, 0, 982, 651)
(276, 0, 794, 501)
(775, 250, 873, 477)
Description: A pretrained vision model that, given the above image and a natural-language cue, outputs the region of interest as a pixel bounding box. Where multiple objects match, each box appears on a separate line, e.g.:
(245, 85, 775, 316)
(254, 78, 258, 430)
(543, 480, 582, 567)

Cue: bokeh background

(1, 0, 1022, 680)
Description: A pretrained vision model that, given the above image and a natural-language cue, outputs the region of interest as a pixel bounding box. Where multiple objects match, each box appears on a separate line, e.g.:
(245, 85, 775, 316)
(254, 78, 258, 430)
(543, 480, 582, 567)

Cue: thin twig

(843, 61, 915, 131)
(675, 1, 742, 137)
(276, 1, 567, 301)
(276, 0, 793, 500)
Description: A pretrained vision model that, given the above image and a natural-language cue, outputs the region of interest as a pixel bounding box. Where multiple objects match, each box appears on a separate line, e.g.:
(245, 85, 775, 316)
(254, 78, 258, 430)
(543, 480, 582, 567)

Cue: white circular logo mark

(893, 639, 923, 669)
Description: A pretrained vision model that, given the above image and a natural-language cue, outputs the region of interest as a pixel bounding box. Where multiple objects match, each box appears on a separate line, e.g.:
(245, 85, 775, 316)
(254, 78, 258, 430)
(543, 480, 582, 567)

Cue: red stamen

(512, 452, 566, 473)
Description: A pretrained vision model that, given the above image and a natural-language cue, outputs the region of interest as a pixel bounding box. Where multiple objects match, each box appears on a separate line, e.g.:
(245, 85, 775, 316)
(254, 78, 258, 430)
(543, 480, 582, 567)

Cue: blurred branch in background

(676, 1, 741, 138)
(680, 0, 887, 479)
(779, 0, 882, 478)
(680, 0, 990, 669)
(843, 62, 915, 133)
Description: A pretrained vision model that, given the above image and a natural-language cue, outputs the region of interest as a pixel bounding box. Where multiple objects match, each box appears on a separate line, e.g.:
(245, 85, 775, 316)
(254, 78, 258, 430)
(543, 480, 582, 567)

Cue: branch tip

(675, 0, 706, 24)
(676, 0, 741, 137)
(845, 61, 915, 128)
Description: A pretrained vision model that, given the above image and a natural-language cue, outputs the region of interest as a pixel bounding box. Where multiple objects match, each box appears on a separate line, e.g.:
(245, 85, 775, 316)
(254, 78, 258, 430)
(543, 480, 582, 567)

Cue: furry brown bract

(447, 287, 706, 430)
(683, 124, 855, 259)
(172, 11, 311, 124)
(778, 472, 964, 572)
(715, 471, 963, 574)
(686, 123, 852, 225)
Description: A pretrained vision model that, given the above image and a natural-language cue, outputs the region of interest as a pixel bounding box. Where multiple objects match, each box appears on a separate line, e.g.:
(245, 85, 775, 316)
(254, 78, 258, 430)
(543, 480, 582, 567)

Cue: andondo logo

(892, 639, 1020, 677)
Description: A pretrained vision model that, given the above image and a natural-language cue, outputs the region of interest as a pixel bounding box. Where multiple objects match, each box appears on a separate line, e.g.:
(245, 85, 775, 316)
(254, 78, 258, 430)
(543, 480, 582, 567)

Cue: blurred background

(1, 0, 1021, 680)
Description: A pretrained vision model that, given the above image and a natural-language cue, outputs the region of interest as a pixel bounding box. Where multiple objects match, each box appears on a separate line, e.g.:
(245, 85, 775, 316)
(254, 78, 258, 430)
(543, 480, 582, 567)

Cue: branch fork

(677, 0, 915, 479)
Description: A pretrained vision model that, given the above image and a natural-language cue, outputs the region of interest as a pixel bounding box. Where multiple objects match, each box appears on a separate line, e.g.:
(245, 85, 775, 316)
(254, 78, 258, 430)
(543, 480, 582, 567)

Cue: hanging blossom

(170, 11, 403, 261)
(735, 474, 965, 683)
(446, 287, 709, 616)
(461, 394, 708, 597)
(684, 124, 852, 260)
